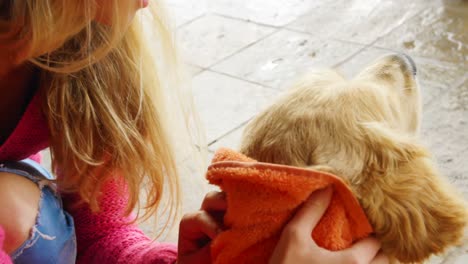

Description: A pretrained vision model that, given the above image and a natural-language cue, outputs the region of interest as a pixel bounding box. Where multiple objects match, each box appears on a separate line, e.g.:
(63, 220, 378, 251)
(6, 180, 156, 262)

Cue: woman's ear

(357, 122, 468, 263)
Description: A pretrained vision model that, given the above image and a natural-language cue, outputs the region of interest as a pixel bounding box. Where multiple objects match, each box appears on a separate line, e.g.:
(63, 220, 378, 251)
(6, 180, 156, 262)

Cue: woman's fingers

(371, 252, 390, 264)
(178, 211, 216, 264)
(178, 243, 212, 264)
(200, 191, 227, 212)
(286, 187, 333, 234)
(179, 210, 222, 242)
(338, 237, 382, 264)
(177, 191, 227, 264)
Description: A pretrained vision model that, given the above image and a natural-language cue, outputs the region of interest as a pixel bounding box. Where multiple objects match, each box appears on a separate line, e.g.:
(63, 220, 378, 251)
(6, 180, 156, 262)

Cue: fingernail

(322, 185, 333, 193)
(308, 186, 333, 201)
(319, 186, 334, 198)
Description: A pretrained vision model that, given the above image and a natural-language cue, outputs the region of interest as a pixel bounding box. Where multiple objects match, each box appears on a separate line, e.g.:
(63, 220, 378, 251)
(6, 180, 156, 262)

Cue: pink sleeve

(0, 227, 13, 264)
(62, 178, 178, 264)
(27, 152, 42, 164)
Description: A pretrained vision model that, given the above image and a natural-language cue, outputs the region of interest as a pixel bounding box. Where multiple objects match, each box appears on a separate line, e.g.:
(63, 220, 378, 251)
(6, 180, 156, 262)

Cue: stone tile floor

(150, 0, 468, 262)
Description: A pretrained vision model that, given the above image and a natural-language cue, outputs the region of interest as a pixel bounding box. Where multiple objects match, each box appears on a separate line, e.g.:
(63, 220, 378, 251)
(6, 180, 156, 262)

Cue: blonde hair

(2, 0, 202, 230)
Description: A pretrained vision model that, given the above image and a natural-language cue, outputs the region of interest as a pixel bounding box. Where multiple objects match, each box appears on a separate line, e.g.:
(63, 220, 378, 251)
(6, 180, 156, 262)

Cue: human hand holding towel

(178, 191, 227, 264)
(270, 187, 389, 264)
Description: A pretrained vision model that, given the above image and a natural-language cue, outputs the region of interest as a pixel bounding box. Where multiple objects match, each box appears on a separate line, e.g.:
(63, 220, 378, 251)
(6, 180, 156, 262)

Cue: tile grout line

(175, 13, 207, 29)
(177, 13, 283, 87)
(208, 119, 252, 147)
(202, 30, 368, 89)
(331, 43, 373, 69)
(370, 5, 437, 50)
(188, 7, 427, 89)
(211, 12, 283, 30)
(203, 24, 283, 70)
(324, 3, 431, 69)
(177, 12, 283, 71)
(208, 68, 279, 91)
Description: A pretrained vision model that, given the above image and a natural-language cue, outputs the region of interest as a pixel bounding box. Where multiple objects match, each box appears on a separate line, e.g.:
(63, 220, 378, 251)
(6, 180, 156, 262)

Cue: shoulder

(0, 172, 40, 253)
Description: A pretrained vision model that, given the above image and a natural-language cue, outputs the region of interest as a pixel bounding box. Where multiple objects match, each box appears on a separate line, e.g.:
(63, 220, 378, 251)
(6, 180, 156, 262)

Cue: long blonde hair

(2, 0, 201, 230)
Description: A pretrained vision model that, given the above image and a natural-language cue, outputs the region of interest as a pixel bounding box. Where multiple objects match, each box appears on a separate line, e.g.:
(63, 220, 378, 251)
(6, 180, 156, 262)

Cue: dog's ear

(356, 122, 468, 263)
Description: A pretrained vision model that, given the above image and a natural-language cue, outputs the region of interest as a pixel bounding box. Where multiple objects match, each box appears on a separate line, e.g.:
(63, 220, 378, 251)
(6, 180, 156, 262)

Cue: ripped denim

(0, 159, 76, 264)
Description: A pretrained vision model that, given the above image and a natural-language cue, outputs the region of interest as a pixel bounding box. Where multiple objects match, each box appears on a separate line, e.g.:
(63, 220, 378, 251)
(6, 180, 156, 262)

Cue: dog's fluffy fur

(239, 55, 468, 263)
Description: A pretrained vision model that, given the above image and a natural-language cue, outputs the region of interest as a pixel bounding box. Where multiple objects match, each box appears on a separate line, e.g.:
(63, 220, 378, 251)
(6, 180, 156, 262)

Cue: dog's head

(240, 54, 467, 263)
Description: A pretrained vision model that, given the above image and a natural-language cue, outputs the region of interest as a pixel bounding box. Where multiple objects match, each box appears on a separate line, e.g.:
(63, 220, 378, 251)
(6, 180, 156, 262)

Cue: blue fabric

(0, 159, 76, 264)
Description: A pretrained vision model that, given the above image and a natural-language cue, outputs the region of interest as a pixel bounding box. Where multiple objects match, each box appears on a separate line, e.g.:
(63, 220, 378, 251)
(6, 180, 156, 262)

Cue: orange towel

(206, 148, 373, 264)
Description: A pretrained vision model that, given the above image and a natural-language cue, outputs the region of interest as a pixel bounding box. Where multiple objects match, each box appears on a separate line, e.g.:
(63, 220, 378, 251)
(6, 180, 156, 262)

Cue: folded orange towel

(206, 148, 373, 264)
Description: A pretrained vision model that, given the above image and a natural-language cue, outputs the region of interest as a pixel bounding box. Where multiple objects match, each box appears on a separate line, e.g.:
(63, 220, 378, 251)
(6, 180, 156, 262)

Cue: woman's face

(95, 0, 149, 24)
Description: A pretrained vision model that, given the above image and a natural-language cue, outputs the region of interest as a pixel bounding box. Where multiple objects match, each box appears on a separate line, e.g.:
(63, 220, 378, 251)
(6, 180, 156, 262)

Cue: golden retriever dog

(239, 54, 468, 263)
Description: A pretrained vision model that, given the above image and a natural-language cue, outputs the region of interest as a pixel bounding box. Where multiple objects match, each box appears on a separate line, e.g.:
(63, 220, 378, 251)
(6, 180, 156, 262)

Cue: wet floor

(148, 0, 468, 262)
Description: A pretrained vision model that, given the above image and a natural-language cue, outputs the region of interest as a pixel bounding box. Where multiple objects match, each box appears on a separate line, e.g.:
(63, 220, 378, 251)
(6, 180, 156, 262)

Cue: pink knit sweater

(0, 91, 177, 263)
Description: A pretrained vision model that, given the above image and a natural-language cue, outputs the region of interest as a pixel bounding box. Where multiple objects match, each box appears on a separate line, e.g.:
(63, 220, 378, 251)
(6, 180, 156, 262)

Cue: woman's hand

(177, 191, 226, 264)
(270, 187, 389, 264)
